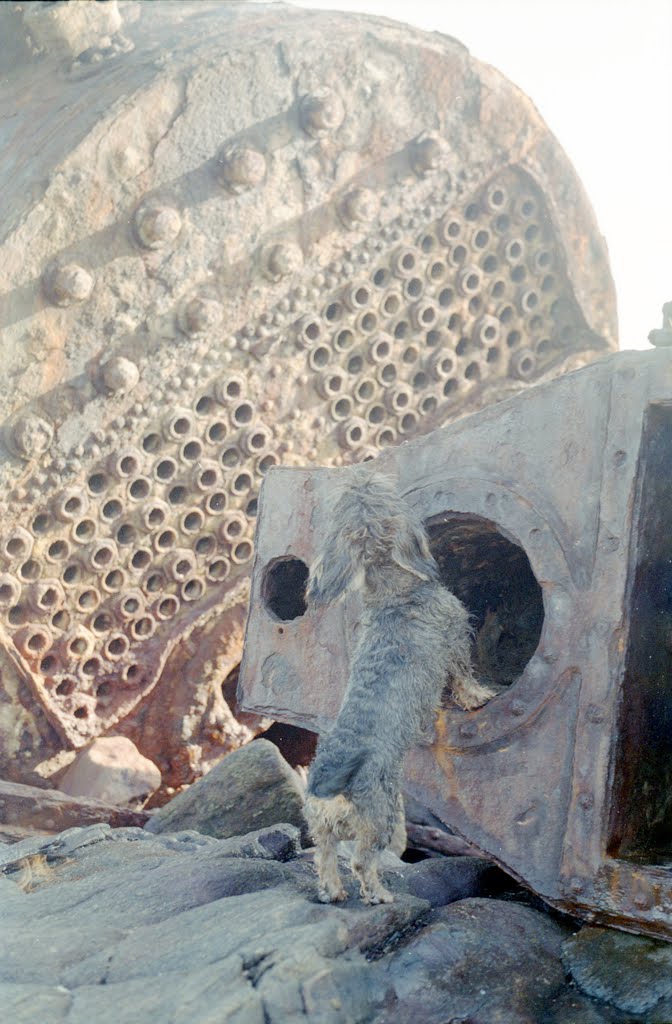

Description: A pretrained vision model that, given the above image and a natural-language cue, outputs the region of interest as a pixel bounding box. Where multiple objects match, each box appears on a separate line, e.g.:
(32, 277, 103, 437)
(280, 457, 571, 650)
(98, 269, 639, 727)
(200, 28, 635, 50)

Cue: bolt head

(262, 242, 303, 282)
(411, 133, 444, 175)
(44, 263, 93, 307)
(11, 413, 54, 459)
(180, 298, 223, 336)
(339, 188, 379, 228)
(300, 88, 345, 138)
(217, 146, 266, 193)
(101, 356, 139, 394)
(134, 204, 182, 249)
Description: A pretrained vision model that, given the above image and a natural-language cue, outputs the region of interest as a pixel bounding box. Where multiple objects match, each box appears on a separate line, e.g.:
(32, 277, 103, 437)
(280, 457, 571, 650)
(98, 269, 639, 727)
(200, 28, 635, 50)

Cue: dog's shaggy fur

(303, 473, 494, 905)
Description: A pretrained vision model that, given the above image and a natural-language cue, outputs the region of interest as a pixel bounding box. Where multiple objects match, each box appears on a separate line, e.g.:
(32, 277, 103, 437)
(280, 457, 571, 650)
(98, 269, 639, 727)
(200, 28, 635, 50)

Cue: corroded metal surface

(0, 2, 615, 781)
(241, 348, 672, 940)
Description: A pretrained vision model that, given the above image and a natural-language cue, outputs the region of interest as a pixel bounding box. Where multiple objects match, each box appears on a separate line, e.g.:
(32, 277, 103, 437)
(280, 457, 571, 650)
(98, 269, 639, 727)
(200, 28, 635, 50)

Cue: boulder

(0, 778, 149, 842)
(376, 897, 568, 1023)
(2, 818, 663, 1024)
(398, 855, 503, 907)
(58, 737, 161, 807)
(562, 925, 672, 1019)
(145, 739, 306, 840)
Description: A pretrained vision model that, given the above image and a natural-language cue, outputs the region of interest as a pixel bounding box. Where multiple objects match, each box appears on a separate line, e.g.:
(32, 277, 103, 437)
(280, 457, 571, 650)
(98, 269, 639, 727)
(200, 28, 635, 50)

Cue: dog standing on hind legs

(303, 473, 494, 905)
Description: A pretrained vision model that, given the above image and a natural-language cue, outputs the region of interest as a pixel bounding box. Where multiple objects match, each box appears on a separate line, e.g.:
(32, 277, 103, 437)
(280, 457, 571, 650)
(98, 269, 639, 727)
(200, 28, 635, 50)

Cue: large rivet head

(179, 297, 223, 336)
(300, 88, 345, 138)
(134, 202, 182, 249)
(339, 188, 379, 229)
(43, 262, 94, 307)
(216, 145, 266, 194)
(101, 356, 139, 394)
(11, 413, 54, 459)
(261, 242, 303, 282)
(411, 132, 445, 176)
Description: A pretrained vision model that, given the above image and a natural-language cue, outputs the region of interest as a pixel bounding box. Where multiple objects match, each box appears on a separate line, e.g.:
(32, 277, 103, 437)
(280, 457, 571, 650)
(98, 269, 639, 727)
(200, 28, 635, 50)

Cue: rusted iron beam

(240, 347, 672, 940)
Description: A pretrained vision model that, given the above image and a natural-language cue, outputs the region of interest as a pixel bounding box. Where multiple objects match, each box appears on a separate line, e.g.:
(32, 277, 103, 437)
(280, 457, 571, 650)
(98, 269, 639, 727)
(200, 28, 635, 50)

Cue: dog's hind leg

(351, 832, 394, 905)
(314, 830, 347, 903)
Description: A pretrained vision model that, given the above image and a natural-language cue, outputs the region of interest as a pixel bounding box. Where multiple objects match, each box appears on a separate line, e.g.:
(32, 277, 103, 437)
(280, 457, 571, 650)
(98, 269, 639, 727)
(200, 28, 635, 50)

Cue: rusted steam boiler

(240, 346, 672, 940)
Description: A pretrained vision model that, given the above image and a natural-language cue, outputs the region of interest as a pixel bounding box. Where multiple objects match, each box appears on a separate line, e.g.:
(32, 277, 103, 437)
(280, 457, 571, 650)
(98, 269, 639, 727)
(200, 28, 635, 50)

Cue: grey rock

(375, 897, 567, 1023)
(0, 818, 428, 1023)
(562, 926, 672, 1018)
(145, 739, 306, 840)
(0, 778, 150, 835)
(398, 855, 501, 906)
(542, 987, 627, 1023)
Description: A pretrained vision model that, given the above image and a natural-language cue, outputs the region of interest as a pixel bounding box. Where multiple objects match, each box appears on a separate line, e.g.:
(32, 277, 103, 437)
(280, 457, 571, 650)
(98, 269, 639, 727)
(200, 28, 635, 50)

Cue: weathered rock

(376, 897, 568, 1023)
(562, 926, 672, 1019)
(3, 818, 663, 1024)
(542, 987, 629, 1024)
(398, 855, 502, 907)
(0, 778, 149, 838)
(58, 736, 161, 807)
(0, 821, 426, 1023)
(145, 739, 306, 840)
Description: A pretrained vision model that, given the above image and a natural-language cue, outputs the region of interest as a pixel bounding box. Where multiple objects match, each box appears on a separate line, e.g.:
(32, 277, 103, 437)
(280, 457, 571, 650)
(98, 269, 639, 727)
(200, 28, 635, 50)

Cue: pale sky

(288, 0, 672, 351)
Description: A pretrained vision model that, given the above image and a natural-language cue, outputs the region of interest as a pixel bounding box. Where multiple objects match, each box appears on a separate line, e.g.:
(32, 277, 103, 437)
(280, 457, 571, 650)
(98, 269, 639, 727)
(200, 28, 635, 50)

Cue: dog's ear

(306, 529, 356, 607)
(390, 519, 437, 581)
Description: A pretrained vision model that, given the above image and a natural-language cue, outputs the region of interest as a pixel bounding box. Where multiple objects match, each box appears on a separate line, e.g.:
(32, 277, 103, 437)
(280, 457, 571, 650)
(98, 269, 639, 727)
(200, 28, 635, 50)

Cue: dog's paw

(452, 678, 496, 710)
(318, 885, 347, 903)
(362, 887, 394, 905)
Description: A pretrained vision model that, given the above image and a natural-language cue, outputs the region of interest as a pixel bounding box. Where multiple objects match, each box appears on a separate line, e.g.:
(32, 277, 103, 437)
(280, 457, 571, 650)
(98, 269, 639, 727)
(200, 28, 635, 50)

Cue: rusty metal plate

(240, 348, 672, 940)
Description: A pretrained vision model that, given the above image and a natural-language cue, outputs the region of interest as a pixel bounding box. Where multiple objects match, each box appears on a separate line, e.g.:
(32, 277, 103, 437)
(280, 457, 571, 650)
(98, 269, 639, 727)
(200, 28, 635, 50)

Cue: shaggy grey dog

(303, 473, 494, 904)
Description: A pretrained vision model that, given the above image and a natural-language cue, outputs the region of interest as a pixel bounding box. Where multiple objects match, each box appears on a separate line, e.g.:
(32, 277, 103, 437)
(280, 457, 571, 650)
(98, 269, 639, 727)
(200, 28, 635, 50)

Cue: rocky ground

(2, 741, 671, 1023)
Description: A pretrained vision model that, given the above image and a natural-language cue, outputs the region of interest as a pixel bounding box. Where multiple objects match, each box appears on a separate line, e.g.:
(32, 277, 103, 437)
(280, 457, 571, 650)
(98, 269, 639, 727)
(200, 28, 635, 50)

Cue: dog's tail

(307, 748, 368, 798)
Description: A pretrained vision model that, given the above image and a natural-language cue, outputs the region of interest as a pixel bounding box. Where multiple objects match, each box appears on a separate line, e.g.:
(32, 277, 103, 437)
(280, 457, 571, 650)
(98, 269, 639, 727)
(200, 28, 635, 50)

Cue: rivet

(459, 719, 478, 739)
(216, 145, 266, 193)
(101, 356, 139, 394)
(339, 188, 379, 228)
(299, 88, 345, 138)
(409, 131, 446, 175)
(578, 792, 594, 810)
(11, 413, 54, 460)
(179, 297, 223, 336)
(134, 202, 182, 249)
(43, 262, 94, 307)
(509, 699, 525, 717)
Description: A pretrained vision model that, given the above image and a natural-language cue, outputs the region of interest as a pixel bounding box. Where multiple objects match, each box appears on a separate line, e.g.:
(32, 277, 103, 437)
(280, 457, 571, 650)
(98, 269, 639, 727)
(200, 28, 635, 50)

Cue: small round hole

(74, 520, 96, 542)
(129, 478, 150, 500)
(143, 433, 161, 453)
(168, 486, 187, 505)
(131, 549, 152, 571)
(32, 513, 52, 534)
(182, 440, 202, 461)
(206, 492, 227, 514)
(102, 499, 122, 520)
(116, 523, 137, 546)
